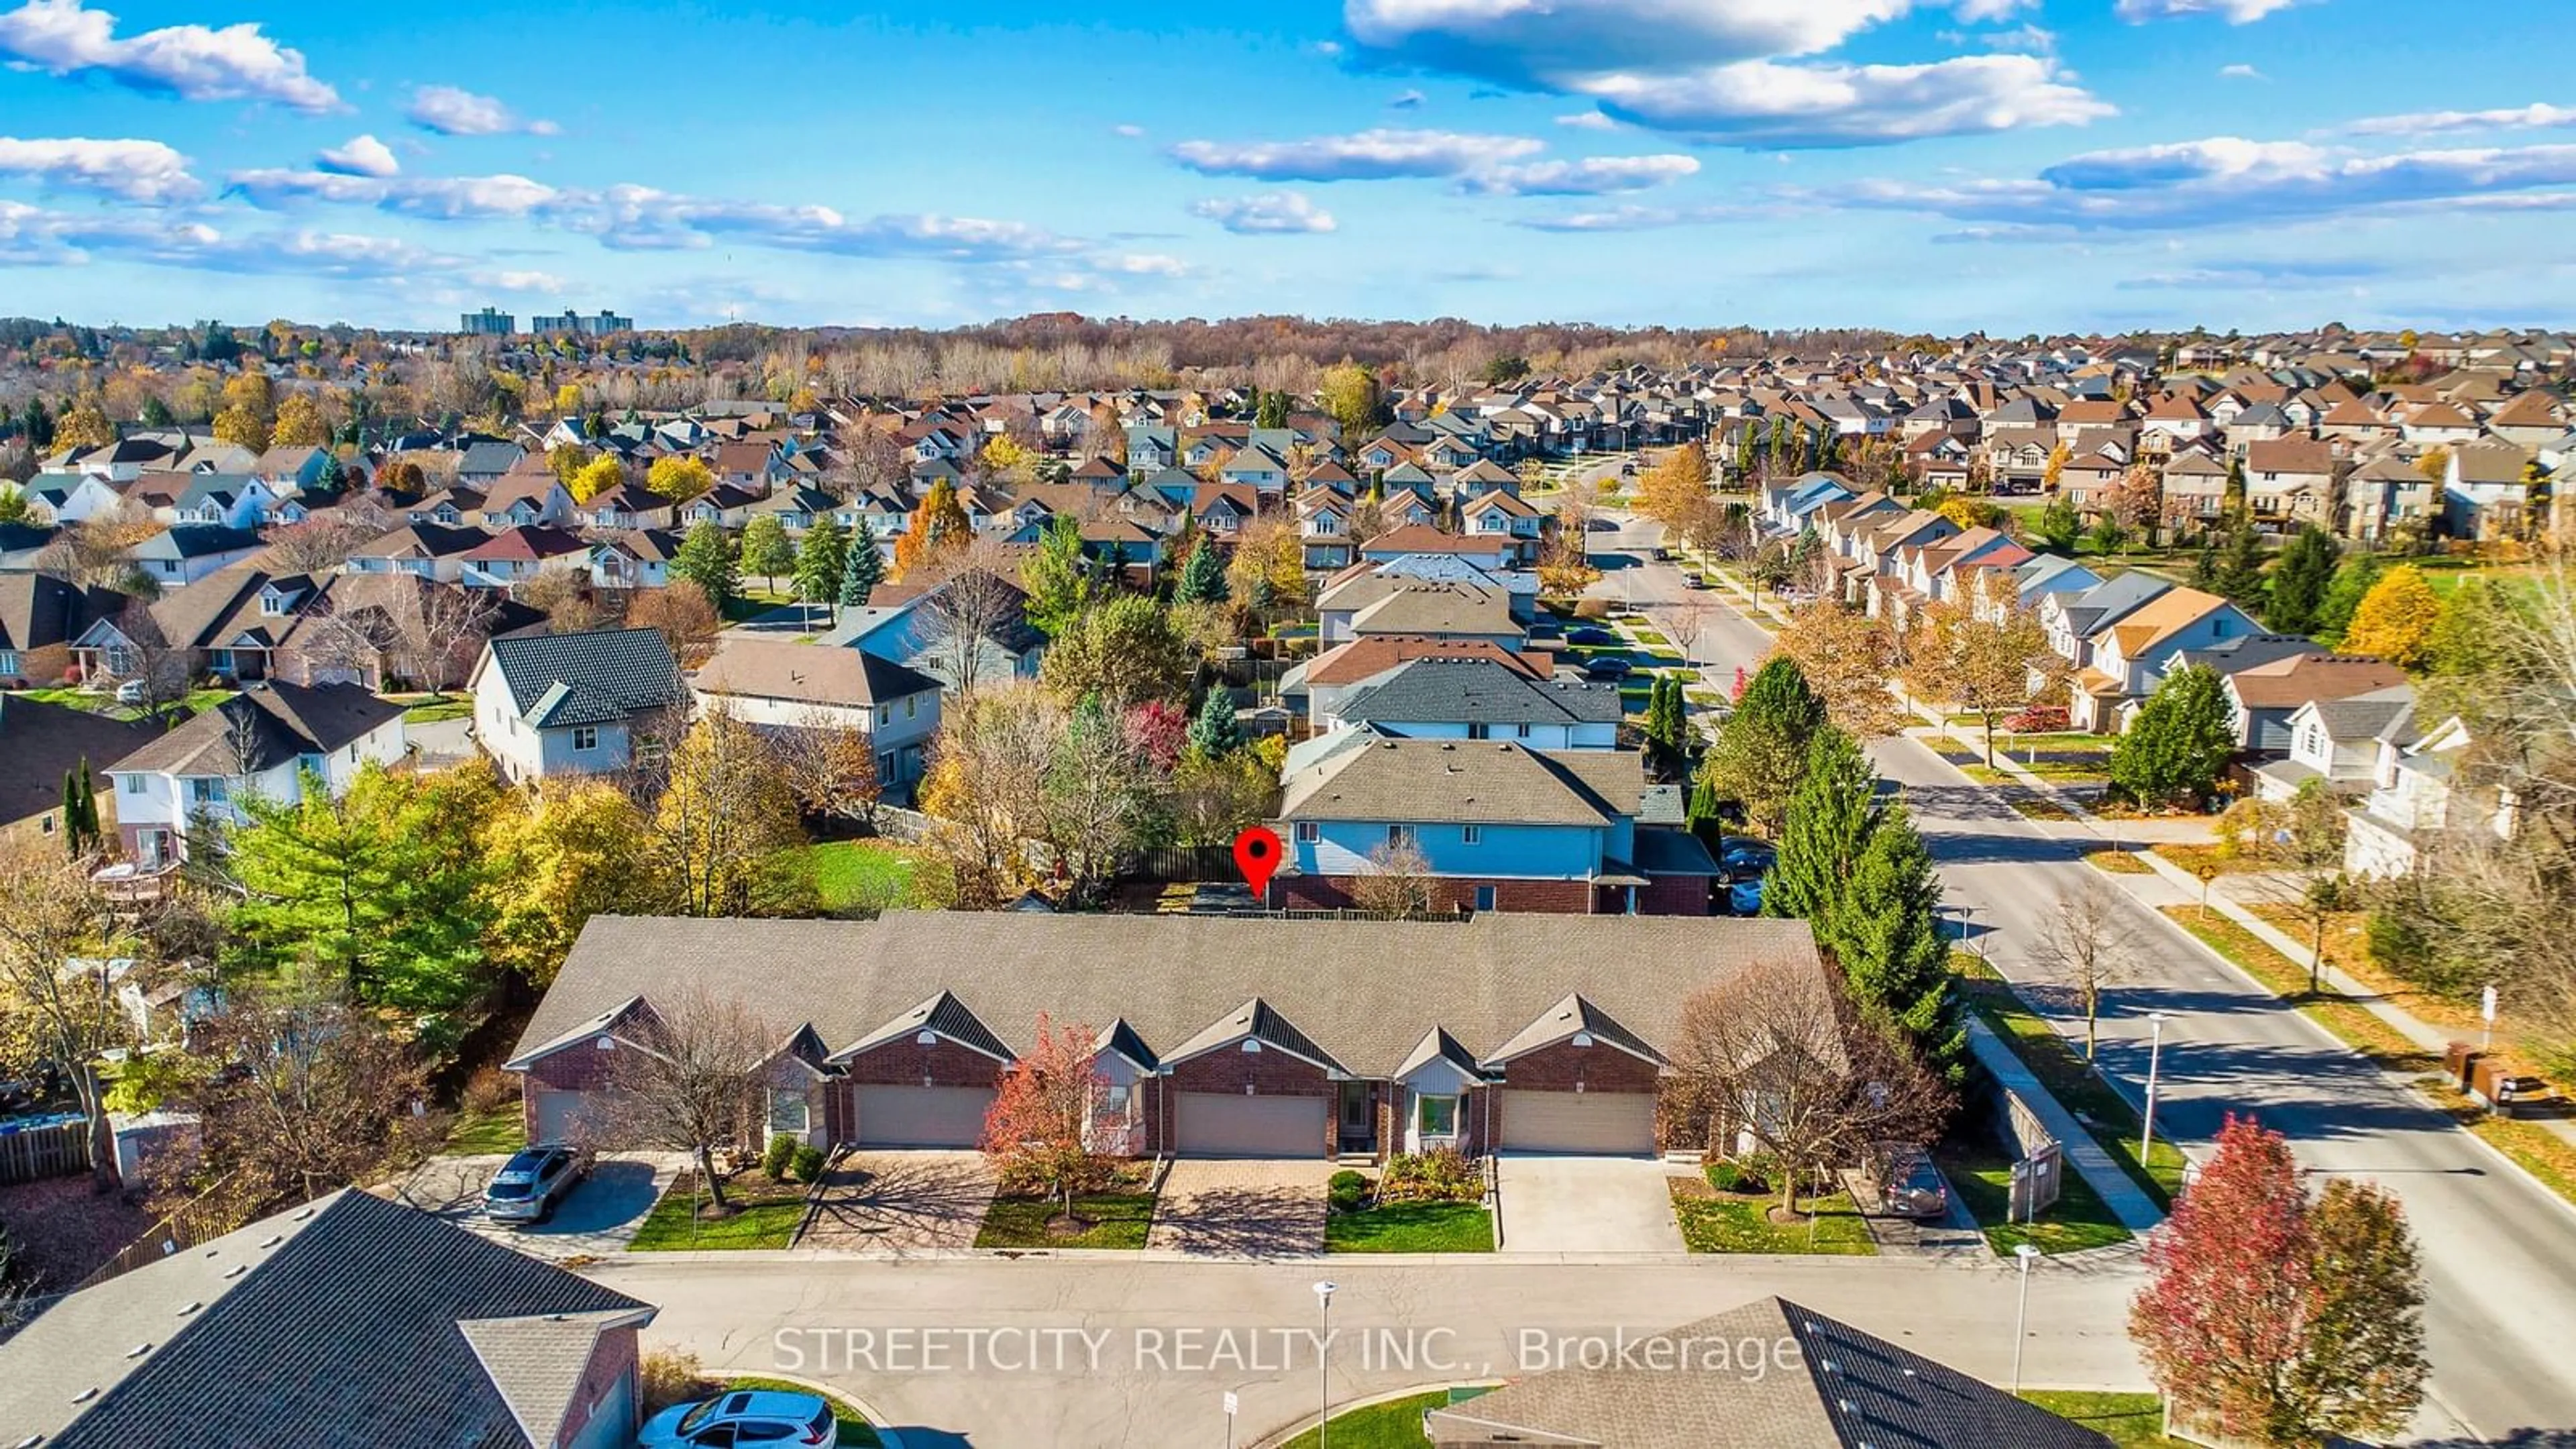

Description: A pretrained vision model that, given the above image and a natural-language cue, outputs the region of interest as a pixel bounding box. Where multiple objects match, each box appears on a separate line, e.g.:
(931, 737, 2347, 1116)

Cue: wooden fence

(0, 1120, 89, 1187)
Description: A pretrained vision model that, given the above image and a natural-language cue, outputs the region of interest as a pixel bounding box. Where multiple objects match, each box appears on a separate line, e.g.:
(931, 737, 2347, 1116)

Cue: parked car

(480, 1144, 591, 1224)
(1866, 1142, 1950, 1219)
(113, 680, 148, 706)
(1583, 657, 1631, 681)
(1682, 572, 1711, 590)
(1566, 626, 1617, 647)
(641, 1389, 837, 1448)
(1717, 837, 1775, 881)
(1727, 876, 1764, 916)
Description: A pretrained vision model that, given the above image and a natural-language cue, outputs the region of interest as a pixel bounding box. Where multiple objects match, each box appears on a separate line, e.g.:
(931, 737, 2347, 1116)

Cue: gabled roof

(113, 682, 403, 777)
(0, 572, 123, 653)
(1394, 1026, 1487, 1083)
(1485, 991, 1662, 1067)
(0, 694, 158, 823)
(1163, 996, 1347, 1074)
(839, 989, 1014, 1064)
(690, 637, 942, 706)
(1334, 657, 1623, 728)
(1279, 736, 1639, 826)
(0, 1189, 651, 1449)
(481, 628, 683, 729)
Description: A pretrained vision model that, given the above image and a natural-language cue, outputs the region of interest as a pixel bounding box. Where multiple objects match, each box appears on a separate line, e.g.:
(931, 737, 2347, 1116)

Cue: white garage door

(531, 1087, 635, 1148)
(1177, 1092, 1328, 1157)
(1499, 1089, 1658, 1155)
(855, 1085, 996, 1148)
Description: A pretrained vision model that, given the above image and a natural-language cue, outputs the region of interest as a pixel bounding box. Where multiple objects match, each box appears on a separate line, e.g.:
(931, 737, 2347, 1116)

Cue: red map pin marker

(1233, 825, 1283, 899)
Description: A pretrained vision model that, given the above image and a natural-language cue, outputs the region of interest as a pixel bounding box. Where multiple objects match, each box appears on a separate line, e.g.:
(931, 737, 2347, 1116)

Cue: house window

(1460, 825, 1482, 846)
(1387, 824, 1415, 848)
(0, 651, 17, 676)
(119, 773, 142, 796)
(1467, 722, 1491, 740)
(1417, 1094, 1459, 1140)
(571, 726, 599, 752)
(260, 594, 288, 616)
(1295, 821, 1319, 843)
(906, 696, 918, 719)
(768, 1088, 809, 1136)
(1474, 885, 1497, 912)
(186, 777, 227, 806)
(878, 705, 892, 727)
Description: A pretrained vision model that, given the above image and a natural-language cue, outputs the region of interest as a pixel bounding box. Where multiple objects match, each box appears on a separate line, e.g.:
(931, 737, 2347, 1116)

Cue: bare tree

(105, 599, 191, 723)
(628, 581, 722, 671)
(260, 506, 390, 573)
(914, 554, 1026, 706)
(2026, 875, 2139, 1061)
(1664, 957, 1951, 1218)
(0, 845, 158, 1186)
(1348, 839, 1438, 917)
(606, 989, 770, 1212)
(768, 710, 883, 828)
(290, 576, 503, 691)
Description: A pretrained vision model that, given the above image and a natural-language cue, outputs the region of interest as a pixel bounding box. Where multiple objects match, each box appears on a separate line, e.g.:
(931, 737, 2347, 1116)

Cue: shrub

(461, 1067, 517, 1118)
(791, 1144, 828, 1183)
(1377, 1148, 1482, 1204)
(640, 1346, 710, 1412)
(1572, 598, 1612, 620)
(1328, 1169, 1369, 1215)
(1705, 1159, 1749, 1193)
(2002, 705, 2070, 733)
(763, 1134, 797, 1181)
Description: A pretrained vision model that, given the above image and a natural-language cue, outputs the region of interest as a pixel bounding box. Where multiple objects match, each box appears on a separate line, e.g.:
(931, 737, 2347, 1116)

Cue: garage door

(531, 1087, 636, 1148)
(855, 1085, 996, 1148)
(1177, 1092, 1328, 1157)
(1499, 1089, 1658, 1155)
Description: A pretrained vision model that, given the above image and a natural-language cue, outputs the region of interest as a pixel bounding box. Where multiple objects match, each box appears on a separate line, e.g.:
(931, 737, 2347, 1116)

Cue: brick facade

(1277, 874, 1709, 916)
(553, 1324, 639, 1449)
(835, 1036, 1008, 1088)
(1145, 1043, 1338, 1156)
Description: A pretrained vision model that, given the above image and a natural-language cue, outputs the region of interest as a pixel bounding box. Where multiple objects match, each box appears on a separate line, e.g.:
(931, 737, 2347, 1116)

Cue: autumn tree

(569, 453, 625, 503)
(52, 398, 115, 451)
(1318, 360, 1388, 437)
(606, 990, 771, 1212)
(2341, 564, 2442, 670)
(1222, 514, 1307, 619)
(480, 784, 655, 987)
(894, 478, 972, 578)
(768, 714, 884, 829)
(1697, 657, 1827, 841)
(645, 710, 808, 917)
(1536, 496, 1602, 598)
(211, 402, 272, 453)
(647, 455, 716, 501)
(2027, 875, 2139, 1060)
(920, 684, 1065, 906)
(0, 844, 158, 1183)
(979, 1014, 1121, 1226)
(1770, 604, 1900, 735)
(1040, 594, 1193, 710)
(914, 558, 1026, 704)
(627, 578, 722, 669)
(1348, 839, 1438, 916)
(1664, 957, 1951, 1218)
(2131, 1115, 2427, 1446)
(1902, 598, 2061, 765)
(1635, 444, 1712, 527)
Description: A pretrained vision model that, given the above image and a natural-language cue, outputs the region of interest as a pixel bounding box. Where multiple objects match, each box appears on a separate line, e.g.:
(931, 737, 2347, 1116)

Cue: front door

(1338, 1081, 1375, 1154)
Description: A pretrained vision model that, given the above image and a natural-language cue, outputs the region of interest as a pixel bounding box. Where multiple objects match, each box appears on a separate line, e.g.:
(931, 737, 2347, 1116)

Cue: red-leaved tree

(2130, 1114, 2428, 1446)
(979, 1014, 1118, 1228)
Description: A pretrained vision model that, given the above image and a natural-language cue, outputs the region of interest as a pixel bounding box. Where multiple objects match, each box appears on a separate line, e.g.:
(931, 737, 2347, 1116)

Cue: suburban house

(0, 574, 125, 687)
(2211, 650, 2410, 755)
(687, 636, 944, 792)
(1316, 568, 1527, 649)
(2255, 684, 2417, 802)
(103, 682, 407, 869)
(508, 912, 1817, 1159)
(835, 568, 1049, 692)
(2244, 437, 2341, 531)
(1319, 656, 1621, 749)
(2038, 573, 2171, 686)
(2065, 584, 2260, 732)
(0, 693, 156, 842)
(1361, 523, 1513, 573)
(1459, 490, 1548, 566)
(0, 1189, 657, 1449)
(1275, 731, 1715, 914)
(469, 629, 685, 784)
(1283, 636, 1547, 725)
(128, 525, 266, 589)
(2345, 714, 2517, 878)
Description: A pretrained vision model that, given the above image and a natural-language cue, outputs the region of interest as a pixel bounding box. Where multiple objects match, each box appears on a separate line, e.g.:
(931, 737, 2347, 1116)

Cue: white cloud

(1189, 191, 1339, 233)
(0, 202, 464, 278)
(2114, 0, 2304, 23)
(1344, 0, 1912, 87)
(2345, 103, 2576, 138)
(0, 135, 196, 202)
(405, 84, 558, 137)
(1555, 111, 1617, 129)
(1511, 201, 1756, 231)
(2218, 63, 2265, 79)
(1169, 127, 1543, 180)
(1953, 0, 2036, 17)
(0, 0, 337, 110)
(1112, 123, 1145, 138)
(1462, 153, 1699, 195)
(471, 267, 566, 293)
(315, 133, 398, 178)
(1812, 134, 2576, 231)
(1586, 54, 2111, 146)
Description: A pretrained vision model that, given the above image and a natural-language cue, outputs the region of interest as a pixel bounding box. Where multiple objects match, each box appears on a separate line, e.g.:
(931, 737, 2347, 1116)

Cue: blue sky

(0, 0, 2570, 333)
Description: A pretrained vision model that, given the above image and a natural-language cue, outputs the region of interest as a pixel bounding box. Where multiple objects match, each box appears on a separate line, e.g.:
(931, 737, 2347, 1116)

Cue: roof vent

(175, 1301, 201, 1316)
(124, 1343, 152, 1360)
(222, 1265, 247, 1280)
(70, 1388, 97, 1405)
(293, 1205, 316, 1221)
(256, 1236, 282, 1249)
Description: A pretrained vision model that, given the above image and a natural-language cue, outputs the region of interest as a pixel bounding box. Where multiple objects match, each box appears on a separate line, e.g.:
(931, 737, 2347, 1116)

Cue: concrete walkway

(1964, 1018, 2165, 1234)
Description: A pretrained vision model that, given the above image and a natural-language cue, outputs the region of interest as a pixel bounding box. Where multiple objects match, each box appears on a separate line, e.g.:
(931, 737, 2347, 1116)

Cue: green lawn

(1276, 1389, 1469, 1449)
(1326, 1201, 1493, 1254)
(792, 839, 945, 914)
(1939, 1137, 2132, 1254)
(629, 1172, 808, 1250)
(2023, 1391, 2183, 1447)
(21, 685, 233, 720)
(1669, 1182, 1876, 1254)
(975, 1192, 1157, 1249)
(398, 693, 473, 724)
(721, 1378, 883, 1448)
(446, 1105, 525, 1155)
(1950, 957, 2186, 1208)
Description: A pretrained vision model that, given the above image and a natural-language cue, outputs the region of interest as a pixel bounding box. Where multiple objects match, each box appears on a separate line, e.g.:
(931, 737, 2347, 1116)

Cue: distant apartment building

(531, 308, 634, 337)
(458, 306, 515, 335)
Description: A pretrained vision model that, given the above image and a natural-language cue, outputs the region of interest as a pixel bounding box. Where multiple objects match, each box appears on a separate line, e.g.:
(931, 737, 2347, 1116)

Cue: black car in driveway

(1583, 656, 1632, 681)
(1566, 626, 1618, 647)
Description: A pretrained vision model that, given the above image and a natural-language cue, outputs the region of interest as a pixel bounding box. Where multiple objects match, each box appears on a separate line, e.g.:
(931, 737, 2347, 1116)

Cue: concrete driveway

(800, 1150, 996, 1252)
(1493, 1155, 1683, 1254)
(381, 1151, 679, 1260)
(1146, 1159, 1332, 1257)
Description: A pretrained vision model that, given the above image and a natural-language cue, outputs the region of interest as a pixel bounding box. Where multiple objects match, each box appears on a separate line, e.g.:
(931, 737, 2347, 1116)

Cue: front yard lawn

(1938, 1136, 2132, 1255)
(722, 1377, 883, 1447)
(2021, 1391, 2184, 1448)
(792, 839, 947, 913)
(2009, 797, 2077, 822)
(629, 1170, 807, 1250)
(975, 1191, 1157, 1249)
(1668, 1178, 1875, 1255)
(445, 1105, 524, 1155)
(1326, 1201, 1493, 1254)
(1278, 1390, 1464, 1449)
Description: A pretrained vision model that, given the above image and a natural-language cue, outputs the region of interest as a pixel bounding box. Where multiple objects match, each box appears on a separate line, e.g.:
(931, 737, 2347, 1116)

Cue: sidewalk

(1964, 1018, 2166, 1234)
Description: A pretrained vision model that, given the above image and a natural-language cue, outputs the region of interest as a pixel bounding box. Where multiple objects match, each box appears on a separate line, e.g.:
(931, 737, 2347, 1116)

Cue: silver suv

(481, 1144, 591, 1224)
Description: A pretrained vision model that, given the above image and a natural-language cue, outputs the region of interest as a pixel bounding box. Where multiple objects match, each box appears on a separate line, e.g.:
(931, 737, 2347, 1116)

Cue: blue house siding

(1293, 821, 1603, 879)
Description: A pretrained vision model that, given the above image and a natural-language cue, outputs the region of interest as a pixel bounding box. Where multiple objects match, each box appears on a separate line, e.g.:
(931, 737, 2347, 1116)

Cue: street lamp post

(2139, 1012, 2169, 1169)
(2011, 1242, 2041, 1395)
(1313, 1280, 1337, 1449)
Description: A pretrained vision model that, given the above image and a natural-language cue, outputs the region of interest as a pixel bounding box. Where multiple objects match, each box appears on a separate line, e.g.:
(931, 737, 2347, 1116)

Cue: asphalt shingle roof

(113, 682, 403, 776)
(484, 627, 683, 728)
(1334, 657, 1623, 729)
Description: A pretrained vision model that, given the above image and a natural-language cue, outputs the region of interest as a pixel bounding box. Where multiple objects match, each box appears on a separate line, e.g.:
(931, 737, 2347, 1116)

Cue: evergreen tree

(2110, 663, 2235, 808)
(1256, 389, 1290, 429)
(1822, 806, 1962, 1083)
(1187, 686, 1244, 759)
(19, 397, 51, 449)
(1176, 535, 1228, 605)
(2265, 525, 2341, 634)
(1696, 658, 1827, 840)
(2035, 495, 2082, 553)
(60, 771, 83, 858)
(670, 521, 741, 610)
(78, 759, 98, 849)
(838, 529, 886, 608)
(1021, 515, 1098, 635)
(793, 517, 850, 608)
(1765, 727, 1880, 923)
(2316, 553, 2385, 639)
(2189, 537, 2222, 592)
(2213, 524, 2268, 606)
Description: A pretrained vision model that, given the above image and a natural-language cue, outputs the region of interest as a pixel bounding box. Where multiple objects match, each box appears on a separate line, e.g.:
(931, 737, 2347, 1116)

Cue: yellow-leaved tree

(480, 784, 655, 986)
(213, 403, 272, 453)
(570, 454, 626, 503)
(645, 455, 716, 501)
(2341, 564, 2443, 671)
(52, 399, 115, 451)
(270, 391, 329, 447)
(647, 710, 810, 917)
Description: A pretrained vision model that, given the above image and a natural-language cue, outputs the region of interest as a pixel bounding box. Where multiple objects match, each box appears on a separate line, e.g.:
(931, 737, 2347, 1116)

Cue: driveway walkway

(799, 1150, 996, 1252)
(1493, 1155, 1682, 1254)
(382, 1151, 680, 1260)
(1146, 1159, 1330, 1257)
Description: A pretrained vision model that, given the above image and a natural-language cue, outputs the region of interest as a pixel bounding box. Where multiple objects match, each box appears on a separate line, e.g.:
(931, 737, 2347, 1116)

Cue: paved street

(591, 1250, 2149, 1449)
(1606, 522, 2576, 1441)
